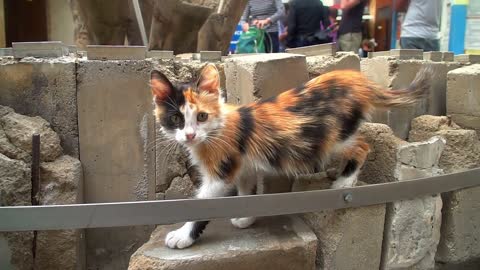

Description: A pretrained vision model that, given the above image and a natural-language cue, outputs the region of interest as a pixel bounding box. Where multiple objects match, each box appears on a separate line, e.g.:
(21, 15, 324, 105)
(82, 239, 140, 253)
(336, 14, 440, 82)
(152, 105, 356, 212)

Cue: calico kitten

(150, 64, 431, 249)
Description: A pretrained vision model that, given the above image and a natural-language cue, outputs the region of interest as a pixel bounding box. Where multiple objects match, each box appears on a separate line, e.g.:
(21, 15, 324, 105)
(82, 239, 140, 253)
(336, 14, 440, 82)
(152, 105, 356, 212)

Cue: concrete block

(77, 59, 156, 269)
(86, 45, 146, 60)
(390, 49, 423, 60)
(361, 58, 460, 138)
(0, 57, 79, 157)
(12, 41, 68, 58)
(424, 51, 443, 62)
(435, 187, 480, 268)
(409, 116, 480, 174)
(358, 123, 406, 184)
(0, 48, 13, 56)
(225, 53, 308, 105)
(128, 216, 317, 270)
(307, 52, 360, 79)
(285, 43, 336, 56)
(409, 115, 480, 268)
(301, 195, 386, 270)
(454, 54, 480, 64)
(200, 50, 222, 62)
(369, 51, 390, 58)
(381, 137, 445, 270)
(146, 50, 174, 59)
(442, 52, 454, 62)
(447, 64, 480, 134)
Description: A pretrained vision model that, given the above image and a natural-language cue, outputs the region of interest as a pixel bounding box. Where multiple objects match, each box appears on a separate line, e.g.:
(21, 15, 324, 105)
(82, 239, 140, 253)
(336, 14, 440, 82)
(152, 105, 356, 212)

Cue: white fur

(230, 168, 258, 229)
(165, 222, 195, 249)
(165, 176, 232, 249)
(331, 170, 359, 189)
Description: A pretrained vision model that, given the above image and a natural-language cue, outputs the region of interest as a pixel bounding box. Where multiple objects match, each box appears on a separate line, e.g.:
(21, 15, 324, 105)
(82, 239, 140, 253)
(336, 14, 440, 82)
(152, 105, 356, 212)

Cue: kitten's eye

(197, 112, 208, 122)
(170, 115, 181, 124)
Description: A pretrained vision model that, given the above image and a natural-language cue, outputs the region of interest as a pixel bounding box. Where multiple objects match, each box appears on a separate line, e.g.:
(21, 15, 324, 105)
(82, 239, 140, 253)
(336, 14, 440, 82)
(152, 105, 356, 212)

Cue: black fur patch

(342, 159, 358, 177)
(159, 83, 187, 130)
(217, 156, 237, 179)
(189, 221, 210, 240)
(237, 107, 254, 154)
(339, 104, 363, 140)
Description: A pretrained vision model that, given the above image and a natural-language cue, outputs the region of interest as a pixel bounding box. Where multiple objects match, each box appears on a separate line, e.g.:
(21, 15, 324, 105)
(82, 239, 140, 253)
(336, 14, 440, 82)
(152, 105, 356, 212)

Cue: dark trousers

(265, 31, 279, 53)
(400, 37, 440, 52)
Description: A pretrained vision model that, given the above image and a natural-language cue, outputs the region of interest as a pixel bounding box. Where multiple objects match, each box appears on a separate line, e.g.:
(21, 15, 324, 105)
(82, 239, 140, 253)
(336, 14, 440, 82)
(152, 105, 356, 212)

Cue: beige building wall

(0, 0, 5, 47)
(47, 0, 74, 45)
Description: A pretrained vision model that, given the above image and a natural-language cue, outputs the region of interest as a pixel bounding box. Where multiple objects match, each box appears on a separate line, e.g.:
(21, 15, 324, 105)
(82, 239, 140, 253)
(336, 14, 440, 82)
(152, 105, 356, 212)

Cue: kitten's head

(150, 64, 223, 147)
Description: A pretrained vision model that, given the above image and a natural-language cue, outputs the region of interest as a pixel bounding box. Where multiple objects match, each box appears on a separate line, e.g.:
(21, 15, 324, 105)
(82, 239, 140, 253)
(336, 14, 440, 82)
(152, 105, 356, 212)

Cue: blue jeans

(265, 32, 279, 53)
(400, 37, 440, 52)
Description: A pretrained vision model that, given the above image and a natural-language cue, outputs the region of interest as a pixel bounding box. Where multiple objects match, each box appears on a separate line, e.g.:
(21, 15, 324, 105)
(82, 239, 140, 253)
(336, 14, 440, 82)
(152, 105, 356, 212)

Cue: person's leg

(267, 32, 280, 53)
(351, 32, 362, 53)
(338, 33, 352, 51)
(424, 39, 440, 52)
(400, 37, 426, 50)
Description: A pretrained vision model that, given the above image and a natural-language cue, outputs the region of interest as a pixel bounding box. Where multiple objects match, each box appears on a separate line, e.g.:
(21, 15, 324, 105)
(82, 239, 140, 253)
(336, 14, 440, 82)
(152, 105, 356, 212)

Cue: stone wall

(0, 105, 83, 270)
(409, 115, 480, 269)
(1, 49, 480, 270)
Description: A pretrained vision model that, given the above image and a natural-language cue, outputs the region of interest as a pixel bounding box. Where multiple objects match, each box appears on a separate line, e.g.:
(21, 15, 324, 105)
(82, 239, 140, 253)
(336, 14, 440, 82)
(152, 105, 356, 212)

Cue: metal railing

(1, 168, 479, 232)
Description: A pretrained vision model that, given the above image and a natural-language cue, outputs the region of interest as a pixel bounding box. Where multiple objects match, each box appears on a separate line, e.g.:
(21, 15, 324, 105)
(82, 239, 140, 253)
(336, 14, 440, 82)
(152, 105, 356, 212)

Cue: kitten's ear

(197, 64, 220, 96)
(150, 70, 173, 102)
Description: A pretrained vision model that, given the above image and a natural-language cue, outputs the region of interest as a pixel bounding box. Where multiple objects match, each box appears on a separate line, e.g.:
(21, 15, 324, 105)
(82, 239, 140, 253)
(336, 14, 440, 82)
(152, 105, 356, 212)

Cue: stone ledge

(128, 216, 317, 270)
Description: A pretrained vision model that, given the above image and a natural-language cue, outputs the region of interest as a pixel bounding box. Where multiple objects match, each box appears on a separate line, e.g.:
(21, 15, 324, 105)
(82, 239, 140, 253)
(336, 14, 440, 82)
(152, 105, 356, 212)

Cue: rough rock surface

(128, 216, 317, 270)
(0, 153, 33, 270)
(164, 174, 196, 199)
(34, 155, 83, 270)
(306, 52, 360, 79)
(358, 123, 406, 184)
(382, 137, 445, 270)
(0, 106, 83, 270)
(0, 105, 63, 162)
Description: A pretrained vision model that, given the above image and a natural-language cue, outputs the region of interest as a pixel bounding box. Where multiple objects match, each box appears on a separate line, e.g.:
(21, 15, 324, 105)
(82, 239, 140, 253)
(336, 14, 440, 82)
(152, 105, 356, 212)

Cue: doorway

(4, 0, 48, 47)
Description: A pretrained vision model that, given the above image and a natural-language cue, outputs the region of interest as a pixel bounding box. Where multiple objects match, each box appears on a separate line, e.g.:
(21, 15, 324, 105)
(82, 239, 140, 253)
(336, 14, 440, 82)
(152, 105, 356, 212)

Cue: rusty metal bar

(31, 133, 40, 206)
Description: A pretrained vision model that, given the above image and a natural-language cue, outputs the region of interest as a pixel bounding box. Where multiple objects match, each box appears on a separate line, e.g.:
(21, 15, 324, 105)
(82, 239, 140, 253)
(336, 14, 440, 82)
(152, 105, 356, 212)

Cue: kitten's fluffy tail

(371, 66, 433, 108)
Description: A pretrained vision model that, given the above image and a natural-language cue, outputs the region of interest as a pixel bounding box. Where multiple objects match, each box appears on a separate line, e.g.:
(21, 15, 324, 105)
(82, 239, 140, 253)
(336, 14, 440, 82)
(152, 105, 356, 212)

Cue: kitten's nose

(186, 133, 196, 141)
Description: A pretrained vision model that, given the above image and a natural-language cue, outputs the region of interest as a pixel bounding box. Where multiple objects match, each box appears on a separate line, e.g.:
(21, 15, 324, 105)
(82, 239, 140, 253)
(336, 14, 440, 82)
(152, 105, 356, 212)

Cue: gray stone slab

(224, 53, 308, 104)
(86, 45, 146, 60)
(12, 41, 68, 58)
(200, 50, 222, 62)
(424, 51, 443, 62)
(454, 54, 480, 64)
(77, 59, 156, 269)
(0, 48, 13, 56)
(442, 52, 454, 62)
(146, 50, 174, 59)
(128, 216, 317, 270)
(286, 43, 336, 56)
(390, 49, 423, 60)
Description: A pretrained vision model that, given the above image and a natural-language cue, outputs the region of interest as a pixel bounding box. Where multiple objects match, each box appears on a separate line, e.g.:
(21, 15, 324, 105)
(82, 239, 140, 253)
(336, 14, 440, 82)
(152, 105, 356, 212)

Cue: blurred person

(396, 0, 441, 51)
(279, 3, 290, 52)
(241, 0, 285, 53)
(338, 0, 367, 52)
(323, 6, 339, 43)
(286, 0, 330, 48)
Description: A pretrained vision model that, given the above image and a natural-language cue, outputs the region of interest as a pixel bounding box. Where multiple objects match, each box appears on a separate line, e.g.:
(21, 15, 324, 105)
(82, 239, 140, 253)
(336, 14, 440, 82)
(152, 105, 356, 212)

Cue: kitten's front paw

(231, 217, 256, 229)
(165, 229, 195, 249)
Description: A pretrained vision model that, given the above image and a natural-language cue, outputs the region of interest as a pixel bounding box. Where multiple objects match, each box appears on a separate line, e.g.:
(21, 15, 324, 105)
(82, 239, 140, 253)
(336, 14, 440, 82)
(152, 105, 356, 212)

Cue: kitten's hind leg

(331, 136, 370, 189)
(231, 170, 259, 229)
(165, 179, 232, 249)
